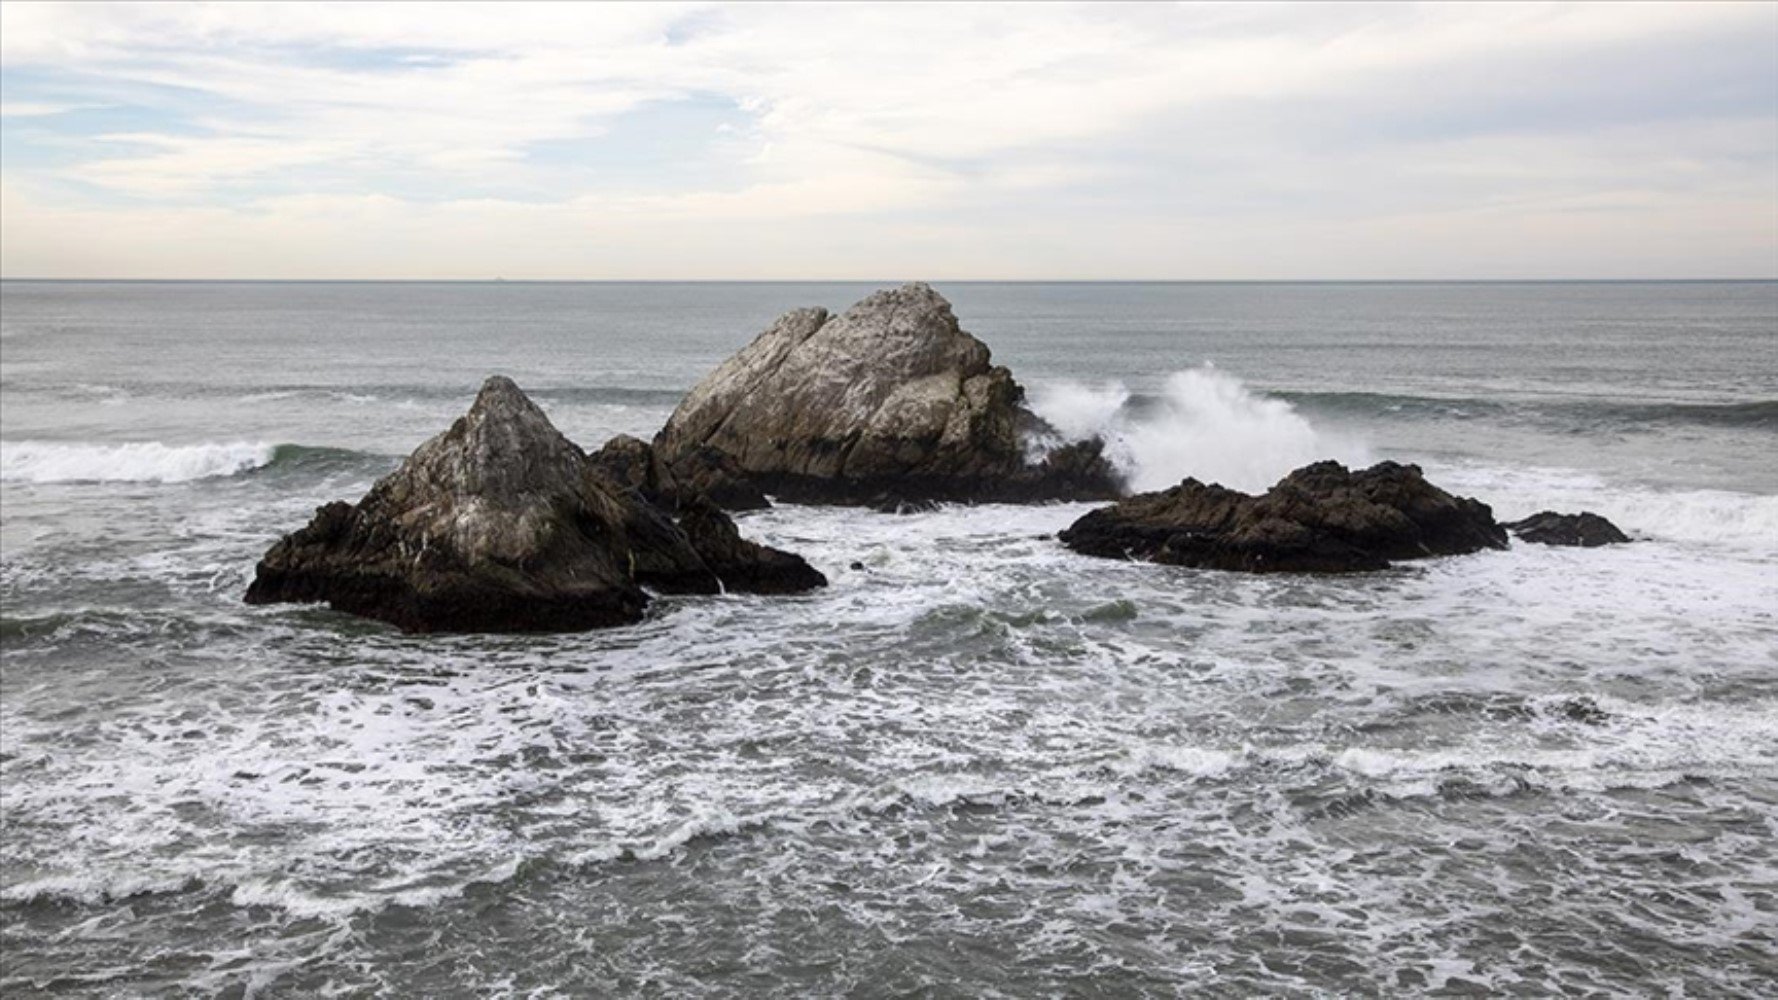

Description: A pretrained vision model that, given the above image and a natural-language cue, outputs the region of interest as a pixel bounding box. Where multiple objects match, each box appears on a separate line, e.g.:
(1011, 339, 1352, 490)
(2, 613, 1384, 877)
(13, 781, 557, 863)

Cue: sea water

(2, 281, 1774, 996)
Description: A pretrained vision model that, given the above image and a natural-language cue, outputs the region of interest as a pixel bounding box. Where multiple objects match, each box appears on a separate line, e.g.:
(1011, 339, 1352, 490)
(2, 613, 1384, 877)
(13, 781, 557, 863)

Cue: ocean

(2, 280, 1774, 997)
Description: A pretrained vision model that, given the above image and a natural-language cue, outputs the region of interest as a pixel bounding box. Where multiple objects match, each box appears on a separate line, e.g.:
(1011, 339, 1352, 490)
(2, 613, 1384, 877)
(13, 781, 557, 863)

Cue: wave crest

(1, 441, 277, 484)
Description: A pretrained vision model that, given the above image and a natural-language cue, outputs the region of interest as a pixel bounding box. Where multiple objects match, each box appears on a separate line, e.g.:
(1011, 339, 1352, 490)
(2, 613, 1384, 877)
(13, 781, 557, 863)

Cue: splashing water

(1029, 366, 1370, 493)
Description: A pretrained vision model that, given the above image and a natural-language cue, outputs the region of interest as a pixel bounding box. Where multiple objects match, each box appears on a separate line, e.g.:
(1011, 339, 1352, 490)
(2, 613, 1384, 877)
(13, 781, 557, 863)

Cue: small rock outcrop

(245, 377, 823, 633)
(652, 283, 1122, 507)
(1505, 511, 1631, 547)
(675, 496, 827, 593)
(1058, 460, 1508, 573)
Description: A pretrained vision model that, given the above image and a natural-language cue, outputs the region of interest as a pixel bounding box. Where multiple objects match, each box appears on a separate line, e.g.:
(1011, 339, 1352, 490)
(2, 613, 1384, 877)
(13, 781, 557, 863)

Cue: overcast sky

(1, 2, 1774, 279)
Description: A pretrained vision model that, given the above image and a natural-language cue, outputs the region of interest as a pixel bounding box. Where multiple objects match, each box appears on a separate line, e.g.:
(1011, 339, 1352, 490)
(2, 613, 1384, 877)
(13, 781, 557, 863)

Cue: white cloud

(1, 1, 1773, 277)
(0, 100, 101, 117)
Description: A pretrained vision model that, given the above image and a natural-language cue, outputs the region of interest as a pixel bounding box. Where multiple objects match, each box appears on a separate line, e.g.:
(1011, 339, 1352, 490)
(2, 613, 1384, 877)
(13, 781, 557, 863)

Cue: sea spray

(1029, 366, 1370, 493)
(1027, 381, 1131, 442)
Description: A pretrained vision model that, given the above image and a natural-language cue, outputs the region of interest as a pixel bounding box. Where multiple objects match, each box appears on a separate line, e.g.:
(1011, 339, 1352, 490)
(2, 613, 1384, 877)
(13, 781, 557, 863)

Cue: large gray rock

(245, 376, 823, 633)
(1059, 460, 1508, 573)
(653, 283, 1121, 507)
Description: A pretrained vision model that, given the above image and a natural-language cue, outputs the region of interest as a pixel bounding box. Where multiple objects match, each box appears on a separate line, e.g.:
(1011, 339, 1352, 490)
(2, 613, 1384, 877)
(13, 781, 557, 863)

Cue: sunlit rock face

(653, 283, 1121, 508)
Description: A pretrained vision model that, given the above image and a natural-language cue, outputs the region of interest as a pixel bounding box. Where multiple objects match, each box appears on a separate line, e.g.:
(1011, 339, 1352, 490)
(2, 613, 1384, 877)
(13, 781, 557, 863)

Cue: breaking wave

(0, 441, 374, 484)
(1029, 366, 1370, 493)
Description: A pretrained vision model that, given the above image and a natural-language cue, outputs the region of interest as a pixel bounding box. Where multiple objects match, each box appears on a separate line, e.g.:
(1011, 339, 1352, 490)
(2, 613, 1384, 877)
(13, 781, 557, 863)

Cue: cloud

(1, 1, 1773, 277)
(0, 100, 103, 117)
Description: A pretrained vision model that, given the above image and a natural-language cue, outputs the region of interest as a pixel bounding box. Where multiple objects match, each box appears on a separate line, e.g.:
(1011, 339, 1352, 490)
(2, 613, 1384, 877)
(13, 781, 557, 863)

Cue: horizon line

(3, 277, 1776, 285)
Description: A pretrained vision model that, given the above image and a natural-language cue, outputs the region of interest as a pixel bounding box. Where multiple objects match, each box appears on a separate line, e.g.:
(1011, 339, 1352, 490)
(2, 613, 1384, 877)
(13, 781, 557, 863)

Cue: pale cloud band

(1, 1, 1773, 279)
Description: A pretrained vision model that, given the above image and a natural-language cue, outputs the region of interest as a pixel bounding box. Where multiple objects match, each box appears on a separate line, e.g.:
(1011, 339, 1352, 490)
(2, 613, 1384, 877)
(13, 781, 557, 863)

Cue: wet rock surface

(674, 496, 828, 594)
(652, 283, 1122, 506)
(1505, 510, 1631, 547)
(1059, 460, 1508, 573)
(246, 377, 821, 633)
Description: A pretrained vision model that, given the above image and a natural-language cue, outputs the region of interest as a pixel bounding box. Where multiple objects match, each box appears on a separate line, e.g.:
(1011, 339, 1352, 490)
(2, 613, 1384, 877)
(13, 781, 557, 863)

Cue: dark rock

(586, 433, 655, 494)
(1505, 510, 1630, 547)
(1058, 460, 1508, 573)
(669, 446, 773, 511)
(245, 376, 822, 633)
(1554, 696, 1609, 725)
(588, 434, 769, 512)
(652, 283, 1123, 507)
(849, 561, 866, 571)
(674, 496, 826, 594)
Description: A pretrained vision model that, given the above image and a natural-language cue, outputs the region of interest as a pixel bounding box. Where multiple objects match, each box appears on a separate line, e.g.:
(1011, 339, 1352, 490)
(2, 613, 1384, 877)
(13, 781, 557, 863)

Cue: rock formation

(651, 283, 1121, 507)
(1504, 511, 1631, 547)
(1058, 460, 1507, 573)
(245, 376, 823, 633)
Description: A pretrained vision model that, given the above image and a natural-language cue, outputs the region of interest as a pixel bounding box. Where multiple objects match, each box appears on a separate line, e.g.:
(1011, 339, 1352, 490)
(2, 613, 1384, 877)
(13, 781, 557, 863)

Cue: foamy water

(2, 280, 1774, 997)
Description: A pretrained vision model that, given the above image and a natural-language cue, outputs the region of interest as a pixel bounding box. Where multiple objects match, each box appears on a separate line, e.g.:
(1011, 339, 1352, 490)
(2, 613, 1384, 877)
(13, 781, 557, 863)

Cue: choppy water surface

(3, 282, 1775, 996)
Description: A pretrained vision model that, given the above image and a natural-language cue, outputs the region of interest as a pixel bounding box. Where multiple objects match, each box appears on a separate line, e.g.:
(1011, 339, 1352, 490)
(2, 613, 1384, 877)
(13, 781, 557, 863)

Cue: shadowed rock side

(675, 496, 828, 593)
(652, 282, 1121, 507)
(245, 377, 824, 633)
(589, 434, 770, 512)
(1505, 510, 1631, 547)
(1059, 460, 1508, 573)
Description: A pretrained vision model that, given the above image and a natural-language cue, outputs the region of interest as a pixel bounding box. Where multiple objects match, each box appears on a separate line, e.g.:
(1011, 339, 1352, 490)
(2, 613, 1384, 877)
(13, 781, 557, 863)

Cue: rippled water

(2, 281, 1775, 996)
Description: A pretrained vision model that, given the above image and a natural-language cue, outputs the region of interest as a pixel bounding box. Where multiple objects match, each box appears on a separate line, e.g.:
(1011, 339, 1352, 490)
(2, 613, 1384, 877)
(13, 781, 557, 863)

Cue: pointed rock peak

(456, 374, 564, 441)
(469, 374, 549, 420)
(399, 375, 585, 501)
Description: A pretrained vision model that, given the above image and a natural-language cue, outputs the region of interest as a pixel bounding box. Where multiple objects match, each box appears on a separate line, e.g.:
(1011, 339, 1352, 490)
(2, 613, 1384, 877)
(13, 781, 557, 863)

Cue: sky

(1, 1, 1775, 280)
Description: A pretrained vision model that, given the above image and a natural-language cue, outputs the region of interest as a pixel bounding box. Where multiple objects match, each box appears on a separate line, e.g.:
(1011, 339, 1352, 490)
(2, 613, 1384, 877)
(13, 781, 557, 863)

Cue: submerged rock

(1058, 460, 1507, 573)
(1553, 696, 1610, 725)
(245, 376, 823, 633)
(1505, 510, 1630, 547)
(652, 282, 1122, 507)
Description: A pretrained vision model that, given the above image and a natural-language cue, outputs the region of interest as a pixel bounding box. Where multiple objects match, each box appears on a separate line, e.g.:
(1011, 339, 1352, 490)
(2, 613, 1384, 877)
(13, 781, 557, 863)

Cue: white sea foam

(1115, 744, 1239, 779)
(4, 459, 1774, 996)
(1431, 462, 1778, 552)
(0, 440, 277, 483)
(1029, 366, 1370, 493)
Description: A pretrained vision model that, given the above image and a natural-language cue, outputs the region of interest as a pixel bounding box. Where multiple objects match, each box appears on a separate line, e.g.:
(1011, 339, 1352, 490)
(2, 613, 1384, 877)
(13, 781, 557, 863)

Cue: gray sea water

(2, 281, 1775, 997)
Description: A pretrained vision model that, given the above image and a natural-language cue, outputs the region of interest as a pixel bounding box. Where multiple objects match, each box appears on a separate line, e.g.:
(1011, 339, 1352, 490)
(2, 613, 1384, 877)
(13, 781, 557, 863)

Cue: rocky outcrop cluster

(1058, 460, 1508, 573)
(248, 285, 1640, 632)
(245, 377, 824, 633)
(645, 282, 1120, 508)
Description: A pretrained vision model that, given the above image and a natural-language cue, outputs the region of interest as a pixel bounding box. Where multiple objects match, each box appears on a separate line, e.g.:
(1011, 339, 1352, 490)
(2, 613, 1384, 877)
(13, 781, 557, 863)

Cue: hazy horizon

(6, 276, 1778, 284)
(3, 2, 1776, 280)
